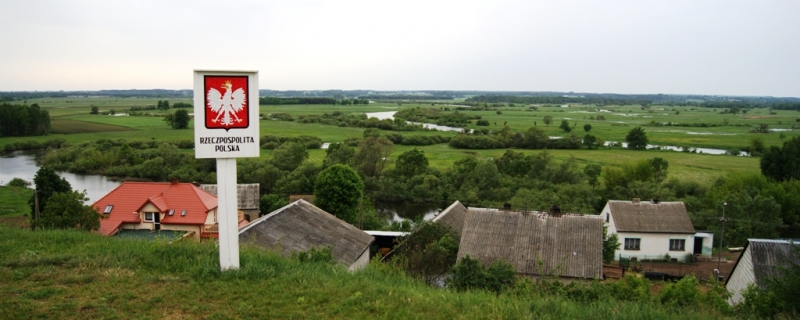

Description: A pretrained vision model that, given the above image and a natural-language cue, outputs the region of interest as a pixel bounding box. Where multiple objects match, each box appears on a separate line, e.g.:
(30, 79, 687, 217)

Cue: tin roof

(457, 209, 603, 279)
(239, 200, 374, 268)
(607, 200, 695, 234)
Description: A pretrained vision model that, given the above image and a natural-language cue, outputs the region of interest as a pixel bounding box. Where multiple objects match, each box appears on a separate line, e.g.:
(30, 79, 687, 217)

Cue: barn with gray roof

(456, 208, 604, 279)
(238, 199, 374, 271)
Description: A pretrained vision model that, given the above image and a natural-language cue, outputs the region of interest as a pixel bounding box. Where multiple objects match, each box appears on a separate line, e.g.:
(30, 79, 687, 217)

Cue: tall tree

(353, 136, 394, 178)
(761, 136, 800, 181)
(314, 164, 364, 225)
(394, 148, 429, 177)
(625, 127, 648, 150)
(648, 157, 669, 184)
(270, 142, 309, 172)
(164, 109, 190, 129)
(322, 143, 354, 168)
(559, 119, 572, 132)
(29, 166, 72, 229)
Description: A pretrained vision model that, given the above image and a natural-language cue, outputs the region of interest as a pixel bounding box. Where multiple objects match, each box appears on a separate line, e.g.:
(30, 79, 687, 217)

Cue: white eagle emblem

(207, 80, 246, 126)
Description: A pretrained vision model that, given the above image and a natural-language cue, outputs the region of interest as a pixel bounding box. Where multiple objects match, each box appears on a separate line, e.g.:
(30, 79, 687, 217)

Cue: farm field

(2, 97, 797, 184)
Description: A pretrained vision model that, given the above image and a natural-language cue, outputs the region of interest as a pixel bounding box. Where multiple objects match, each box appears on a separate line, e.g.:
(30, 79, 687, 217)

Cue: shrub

(449, 256, 516, 294)
(7, 178, 31, 187)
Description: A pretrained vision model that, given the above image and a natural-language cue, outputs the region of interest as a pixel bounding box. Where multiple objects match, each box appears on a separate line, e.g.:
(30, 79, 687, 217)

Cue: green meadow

(0, 226, 730, 319)
(3, 97, 797, 184)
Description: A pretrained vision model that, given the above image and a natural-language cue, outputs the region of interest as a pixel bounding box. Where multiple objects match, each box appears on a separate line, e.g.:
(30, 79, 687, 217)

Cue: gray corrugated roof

(432, 201, 467, 237)
(238, 200, 374, 267)
(200, 184, 260, 210)
(457, 209, 603, 279)
(747, 239, 800, 287)
(608, 200, 695, 234)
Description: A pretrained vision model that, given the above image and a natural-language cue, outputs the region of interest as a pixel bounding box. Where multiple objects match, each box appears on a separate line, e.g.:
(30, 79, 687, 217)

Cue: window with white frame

(669, 239, 686, 251)
(624, 238, 641, 250)
(144, 212, 156, 222)
(103, 205, 113, 214)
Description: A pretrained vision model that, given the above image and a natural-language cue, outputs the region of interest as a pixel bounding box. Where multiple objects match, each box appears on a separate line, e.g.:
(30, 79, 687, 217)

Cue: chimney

(632, 198, 640, 204)
(171, 179, 179, 185)
(549, 205, 562, 217)
(651, 198, 660, 204)
(502, 203, 511, 211)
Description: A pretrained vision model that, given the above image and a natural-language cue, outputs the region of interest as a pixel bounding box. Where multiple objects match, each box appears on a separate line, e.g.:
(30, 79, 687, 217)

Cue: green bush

(449, 256, 515, 294)
(7, 178, 31, 187)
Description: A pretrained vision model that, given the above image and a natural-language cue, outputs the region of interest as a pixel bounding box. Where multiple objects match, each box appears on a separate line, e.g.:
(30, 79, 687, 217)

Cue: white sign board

(193, 70, 260, 158)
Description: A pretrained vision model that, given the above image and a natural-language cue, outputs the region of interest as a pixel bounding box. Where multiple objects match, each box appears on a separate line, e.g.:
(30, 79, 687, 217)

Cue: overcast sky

(0, 0, 798, 97)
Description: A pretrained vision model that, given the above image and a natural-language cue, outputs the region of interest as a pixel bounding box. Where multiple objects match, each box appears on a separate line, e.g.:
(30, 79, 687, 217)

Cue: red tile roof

(93, 181, 218, 236)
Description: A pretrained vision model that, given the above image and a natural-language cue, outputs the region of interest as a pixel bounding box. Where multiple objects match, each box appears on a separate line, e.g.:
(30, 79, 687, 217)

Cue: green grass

(1, 100, 792, 185)
(0, 186, 31, 217)
(0, 226, 728, 319)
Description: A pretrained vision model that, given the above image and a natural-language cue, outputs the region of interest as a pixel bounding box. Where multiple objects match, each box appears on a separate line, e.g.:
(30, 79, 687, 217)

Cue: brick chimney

(632, 198, 640, 204)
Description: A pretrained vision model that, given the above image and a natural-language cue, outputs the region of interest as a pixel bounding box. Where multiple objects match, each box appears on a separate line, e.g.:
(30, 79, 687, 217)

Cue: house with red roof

(93, 181, 225, 240)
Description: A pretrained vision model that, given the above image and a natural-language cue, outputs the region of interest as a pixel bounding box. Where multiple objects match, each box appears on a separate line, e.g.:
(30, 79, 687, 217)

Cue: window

(605, 213, 610, 223)
(144, 212, 156, 222)
(181, 209, 187, 216)
(624, 238, 641, 250)
(168, 209, 175, 216)
(669, 239, 686, 251)
(103, 205, 113, 214)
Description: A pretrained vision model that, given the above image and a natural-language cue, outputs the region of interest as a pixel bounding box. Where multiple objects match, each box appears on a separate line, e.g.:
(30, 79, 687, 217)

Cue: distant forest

(1, 89, 799, 109)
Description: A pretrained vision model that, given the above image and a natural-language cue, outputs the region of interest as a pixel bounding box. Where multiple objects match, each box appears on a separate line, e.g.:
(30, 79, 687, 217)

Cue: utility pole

(717, 202, 727, 281)
(32, 190, 39, 231)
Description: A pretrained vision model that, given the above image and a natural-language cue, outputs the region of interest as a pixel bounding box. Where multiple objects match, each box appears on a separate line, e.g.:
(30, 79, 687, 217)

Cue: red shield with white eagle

(204, 76, 249, 130)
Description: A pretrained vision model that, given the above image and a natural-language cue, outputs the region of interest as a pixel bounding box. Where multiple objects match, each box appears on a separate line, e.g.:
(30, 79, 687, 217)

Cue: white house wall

(726, 245, 754, 305)
(348, 249, 371, 272)
(615, 232, 695, 262)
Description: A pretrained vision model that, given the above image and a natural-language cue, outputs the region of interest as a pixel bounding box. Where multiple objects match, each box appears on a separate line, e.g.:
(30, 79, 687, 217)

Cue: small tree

(583, 164, 602, 190)
(322, 142, 355, 168)
(559, 120, 572, 133)
(90, 106, 99, 114)
(313, 164, 364, 224)
(584, 124, 592, 132)
(449, 256, 516, 294)
(270, 142, 309, 172)
(35, 190, 100, 231)
(543, 115, 553, 126)
(603, 226, 620, 263)
(393, 222, 460, 285)
(394, 148, 429, 177)
(164, 109, 190, 129)
(583, 134, 599, 149)
(649, 157, 669, 184)
(29, 167, 72, 229)
(626, 127, 648, 150)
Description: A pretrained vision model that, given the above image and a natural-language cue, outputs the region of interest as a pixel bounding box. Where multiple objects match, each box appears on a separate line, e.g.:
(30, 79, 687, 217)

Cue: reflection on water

(366, 111, 466, 132)
(0, 151, 121, 203)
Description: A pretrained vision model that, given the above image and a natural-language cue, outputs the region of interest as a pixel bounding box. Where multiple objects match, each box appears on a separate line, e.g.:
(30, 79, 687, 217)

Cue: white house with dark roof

(602, 199, 697, 262)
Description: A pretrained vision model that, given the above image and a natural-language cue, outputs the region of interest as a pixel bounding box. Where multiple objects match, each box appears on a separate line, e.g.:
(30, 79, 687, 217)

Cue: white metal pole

(217, 158, 240, 270)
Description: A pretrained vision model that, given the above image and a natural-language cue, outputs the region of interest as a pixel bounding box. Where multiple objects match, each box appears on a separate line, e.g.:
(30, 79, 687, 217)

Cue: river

(0, 151, 121, 203)
(365, 111, 467, 132)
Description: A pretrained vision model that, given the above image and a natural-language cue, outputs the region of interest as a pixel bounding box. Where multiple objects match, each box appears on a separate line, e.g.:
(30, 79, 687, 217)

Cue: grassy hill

(0, 225, 731, 319)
